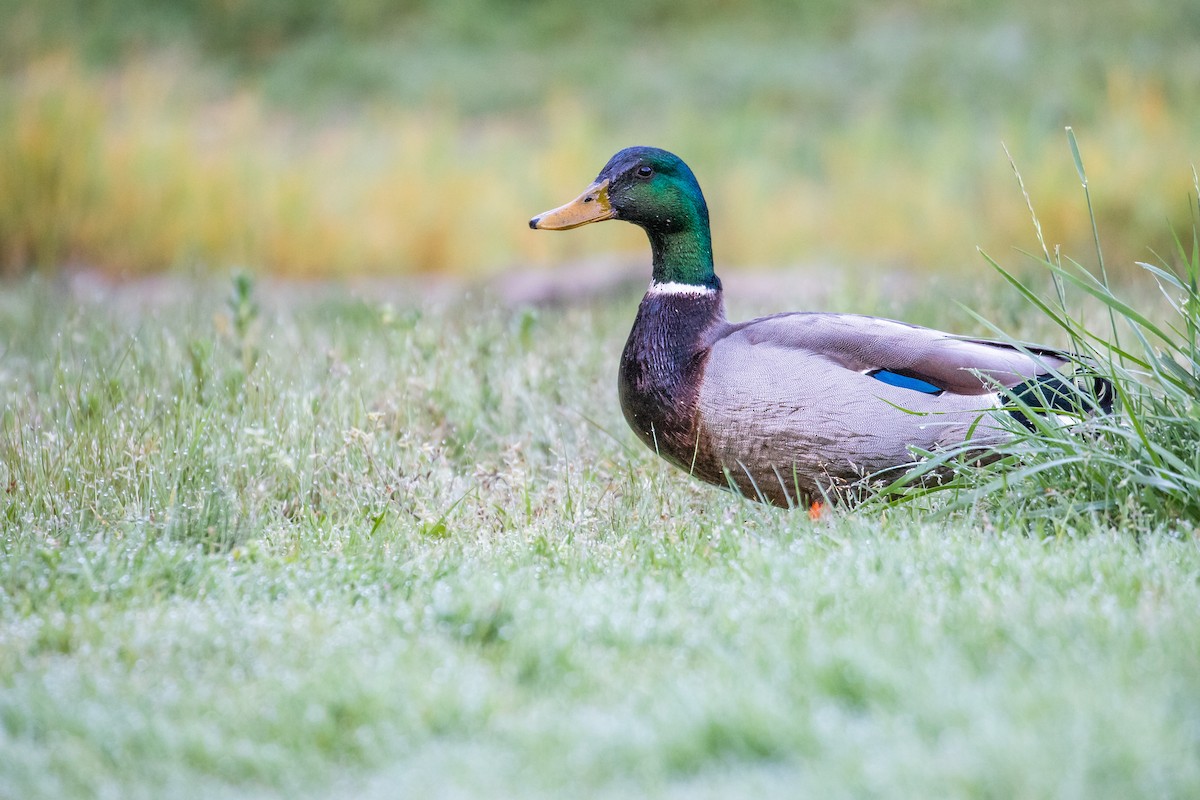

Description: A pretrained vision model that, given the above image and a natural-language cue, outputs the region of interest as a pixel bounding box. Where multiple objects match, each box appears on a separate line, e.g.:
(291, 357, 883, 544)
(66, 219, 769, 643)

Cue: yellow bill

(529, 179, 613, 230)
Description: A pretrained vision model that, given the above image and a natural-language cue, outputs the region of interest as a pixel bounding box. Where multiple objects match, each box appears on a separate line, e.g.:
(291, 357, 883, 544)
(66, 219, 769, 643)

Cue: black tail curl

(1007, 371, 1115, 431)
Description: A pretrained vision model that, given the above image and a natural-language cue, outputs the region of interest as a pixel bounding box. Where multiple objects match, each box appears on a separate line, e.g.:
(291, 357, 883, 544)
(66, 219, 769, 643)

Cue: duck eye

(636, 165, 654, 179)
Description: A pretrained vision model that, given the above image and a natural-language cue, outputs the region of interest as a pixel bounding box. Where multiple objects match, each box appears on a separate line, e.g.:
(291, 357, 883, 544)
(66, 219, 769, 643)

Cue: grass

(3, 3, 1200, 795)
(872, 141, 1200, 531)
(1, 0, 1199, 276)
(2, 257, 1199, 797)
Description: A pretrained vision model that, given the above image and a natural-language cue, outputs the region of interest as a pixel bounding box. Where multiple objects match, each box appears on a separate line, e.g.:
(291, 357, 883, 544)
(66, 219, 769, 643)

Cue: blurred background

(1, 0, 1197, 281)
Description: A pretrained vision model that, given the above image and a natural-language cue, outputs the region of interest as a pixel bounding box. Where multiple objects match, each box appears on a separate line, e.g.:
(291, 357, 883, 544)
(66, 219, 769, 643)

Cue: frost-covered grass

(2, 274, 1198, 799)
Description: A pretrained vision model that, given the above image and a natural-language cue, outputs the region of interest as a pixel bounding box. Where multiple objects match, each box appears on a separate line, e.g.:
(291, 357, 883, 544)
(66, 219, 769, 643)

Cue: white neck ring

(646, 281, 717, 296)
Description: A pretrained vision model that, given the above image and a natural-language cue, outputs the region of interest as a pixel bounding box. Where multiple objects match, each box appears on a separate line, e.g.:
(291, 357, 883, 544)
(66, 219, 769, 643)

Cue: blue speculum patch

(868, 369, 944, 395)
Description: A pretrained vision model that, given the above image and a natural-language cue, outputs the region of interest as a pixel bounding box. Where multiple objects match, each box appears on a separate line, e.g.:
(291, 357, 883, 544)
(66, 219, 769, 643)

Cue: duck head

(530, 147, 715, 286)
(530, 147, 708, 233)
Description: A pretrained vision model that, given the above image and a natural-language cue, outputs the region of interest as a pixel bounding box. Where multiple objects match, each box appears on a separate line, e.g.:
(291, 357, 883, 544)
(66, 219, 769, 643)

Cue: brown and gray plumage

(530, 146, 1111, 507)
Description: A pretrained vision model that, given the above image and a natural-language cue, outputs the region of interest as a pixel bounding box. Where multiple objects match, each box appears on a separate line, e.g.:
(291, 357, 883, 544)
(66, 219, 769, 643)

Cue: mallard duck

(530, 146, 1110, 508)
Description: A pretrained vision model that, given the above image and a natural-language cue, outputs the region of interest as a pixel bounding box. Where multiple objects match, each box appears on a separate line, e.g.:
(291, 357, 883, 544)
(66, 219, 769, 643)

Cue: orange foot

(808, 501, 826, 521)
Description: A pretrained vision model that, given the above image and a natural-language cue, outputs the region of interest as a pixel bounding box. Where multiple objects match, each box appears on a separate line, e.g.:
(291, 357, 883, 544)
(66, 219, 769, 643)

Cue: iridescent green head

(530, 147, 717, 288)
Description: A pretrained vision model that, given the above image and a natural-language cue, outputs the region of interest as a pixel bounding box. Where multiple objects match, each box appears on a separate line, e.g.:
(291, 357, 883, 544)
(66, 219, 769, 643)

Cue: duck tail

(1007, 370, 1115, 431)
(1091, 374, 1115, 415)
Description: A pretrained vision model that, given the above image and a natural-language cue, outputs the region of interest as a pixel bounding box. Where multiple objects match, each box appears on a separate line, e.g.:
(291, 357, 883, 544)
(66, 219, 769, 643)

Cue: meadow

(2, 0, 1199, 277)
(3, 1, 1200, 797)
(3, 224, 1200, 796)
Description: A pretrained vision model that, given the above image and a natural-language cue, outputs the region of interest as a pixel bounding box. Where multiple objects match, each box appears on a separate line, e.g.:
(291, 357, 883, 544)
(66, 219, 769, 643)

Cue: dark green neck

(647, 220, 717, 288)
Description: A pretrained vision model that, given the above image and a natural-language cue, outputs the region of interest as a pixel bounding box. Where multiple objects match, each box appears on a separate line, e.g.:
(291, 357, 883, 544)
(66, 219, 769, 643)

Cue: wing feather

(720, 312, 1072, 396)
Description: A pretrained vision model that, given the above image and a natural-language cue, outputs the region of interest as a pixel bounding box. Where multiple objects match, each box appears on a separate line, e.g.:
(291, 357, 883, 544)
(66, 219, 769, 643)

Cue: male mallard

(530, 146, 1110, 507)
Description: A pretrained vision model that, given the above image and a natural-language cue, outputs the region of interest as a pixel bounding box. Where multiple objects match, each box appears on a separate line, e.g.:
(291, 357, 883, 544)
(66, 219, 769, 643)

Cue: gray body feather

(629, 297, 1073, 507)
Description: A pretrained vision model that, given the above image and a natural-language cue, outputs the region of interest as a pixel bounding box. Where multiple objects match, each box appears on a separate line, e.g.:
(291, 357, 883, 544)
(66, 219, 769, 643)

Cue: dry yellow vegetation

(0, 56, 1195, 278)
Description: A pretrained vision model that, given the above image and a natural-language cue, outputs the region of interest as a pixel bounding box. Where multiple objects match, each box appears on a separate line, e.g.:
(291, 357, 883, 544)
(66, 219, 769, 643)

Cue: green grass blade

(1066, 126, 1087, 187)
